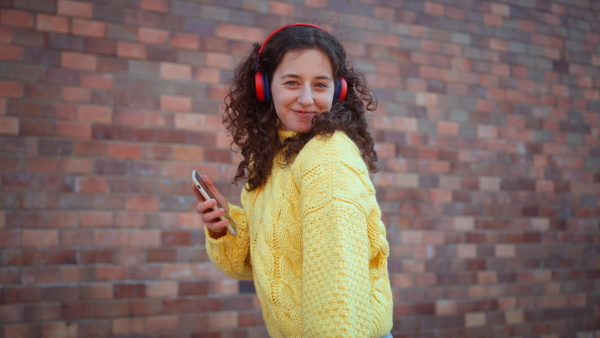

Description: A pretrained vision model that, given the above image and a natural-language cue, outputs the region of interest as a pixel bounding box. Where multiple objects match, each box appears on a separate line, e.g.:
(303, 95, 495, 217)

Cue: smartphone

(192, 170, 237, 236)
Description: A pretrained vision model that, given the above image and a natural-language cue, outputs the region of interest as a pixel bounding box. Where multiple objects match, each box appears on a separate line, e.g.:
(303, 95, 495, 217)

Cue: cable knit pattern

(205, 130, 393, 338)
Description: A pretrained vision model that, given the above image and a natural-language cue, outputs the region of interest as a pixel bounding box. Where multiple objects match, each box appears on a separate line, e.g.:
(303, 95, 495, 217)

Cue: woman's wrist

(207, 228, 227, 239)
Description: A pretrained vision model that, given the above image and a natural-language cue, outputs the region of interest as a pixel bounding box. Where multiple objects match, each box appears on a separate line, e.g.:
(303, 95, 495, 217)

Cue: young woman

(193, 23, 393, 337)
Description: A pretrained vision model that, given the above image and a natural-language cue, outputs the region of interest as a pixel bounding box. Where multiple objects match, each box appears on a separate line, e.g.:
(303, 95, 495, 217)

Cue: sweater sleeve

(205, 202, 253, 280)
(296, 133, 376, 337)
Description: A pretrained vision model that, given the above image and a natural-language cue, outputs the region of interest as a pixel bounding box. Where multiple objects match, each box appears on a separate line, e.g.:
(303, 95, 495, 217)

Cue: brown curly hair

(223, 24, 378, 191)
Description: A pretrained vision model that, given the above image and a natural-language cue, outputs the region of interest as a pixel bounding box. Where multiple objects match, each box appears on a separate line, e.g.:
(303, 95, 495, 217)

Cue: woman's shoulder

(296, 131, 363, 167)
(304, 130, 359, 153)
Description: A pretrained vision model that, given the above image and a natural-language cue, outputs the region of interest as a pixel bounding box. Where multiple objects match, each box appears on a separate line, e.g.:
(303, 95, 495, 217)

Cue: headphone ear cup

(255, 72, 272, 102)
(333, 79, 341, 102)
(337, 77, 347, 102)
(262, 73, 271, 102)
(255, 72, 266, 101)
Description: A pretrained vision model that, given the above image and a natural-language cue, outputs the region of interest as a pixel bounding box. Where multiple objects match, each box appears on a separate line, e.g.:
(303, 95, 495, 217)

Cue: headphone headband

(257, 23, 329, 55)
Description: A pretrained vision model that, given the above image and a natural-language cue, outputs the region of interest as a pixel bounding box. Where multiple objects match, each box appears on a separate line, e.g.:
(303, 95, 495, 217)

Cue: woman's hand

(192, 174, 230, 236)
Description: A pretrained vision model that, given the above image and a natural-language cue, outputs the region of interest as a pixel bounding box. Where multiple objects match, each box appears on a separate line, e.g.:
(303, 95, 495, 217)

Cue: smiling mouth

(293, 110, 316, 118)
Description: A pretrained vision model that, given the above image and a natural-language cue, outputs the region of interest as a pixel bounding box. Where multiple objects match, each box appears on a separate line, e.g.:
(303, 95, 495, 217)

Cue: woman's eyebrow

(279, 73, 333, 81)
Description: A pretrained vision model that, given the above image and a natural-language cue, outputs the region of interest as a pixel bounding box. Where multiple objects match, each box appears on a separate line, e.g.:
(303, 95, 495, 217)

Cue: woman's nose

(297, 85, 314, 106)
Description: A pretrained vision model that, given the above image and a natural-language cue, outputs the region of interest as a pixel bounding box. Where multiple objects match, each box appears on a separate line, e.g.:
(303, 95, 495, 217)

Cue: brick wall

(0, 0, 599, 337)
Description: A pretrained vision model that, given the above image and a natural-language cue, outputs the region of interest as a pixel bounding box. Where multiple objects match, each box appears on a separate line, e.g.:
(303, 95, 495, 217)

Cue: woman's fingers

(191, 183, 205, 202)
(192, 187, 228, 233)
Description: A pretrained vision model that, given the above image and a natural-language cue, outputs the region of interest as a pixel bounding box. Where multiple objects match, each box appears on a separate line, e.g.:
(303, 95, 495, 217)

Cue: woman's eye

(315, 83, 328, 88)
(284, 81, 298, 86)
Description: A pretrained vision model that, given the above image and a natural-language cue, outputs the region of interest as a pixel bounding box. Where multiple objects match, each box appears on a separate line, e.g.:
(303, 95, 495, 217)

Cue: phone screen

(192, 170, 237, 236)
(194, 171, 225, 209)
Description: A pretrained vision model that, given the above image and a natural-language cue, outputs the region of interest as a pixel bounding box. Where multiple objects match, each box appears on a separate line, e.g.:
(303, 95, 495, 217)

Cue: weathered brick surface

(1, 0, 599, 337)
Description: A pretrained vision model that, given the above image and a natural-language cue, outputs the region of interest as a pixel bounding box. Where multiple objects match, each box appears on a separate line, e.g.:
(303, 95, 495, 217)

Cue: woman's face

(270, 48, 335, 133)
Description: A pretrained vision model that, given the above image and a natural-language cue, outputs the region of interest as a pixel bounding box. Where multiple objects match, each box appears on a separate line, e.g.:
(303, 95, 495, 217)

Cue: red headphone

(254, 23, 348, 102)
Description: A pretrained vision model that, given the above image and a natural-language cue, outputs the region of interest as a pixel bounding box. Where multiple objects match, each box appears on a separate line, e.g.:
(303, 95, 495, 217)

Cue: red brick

(114, 283, 146, 298)
(212, 279, 238, 295)
(59, 158, 93, 174)
(22, 304, 61, 322)
(127, 196, 159, 211)
(72, 18, 106, 37)
(36, 14, 70, 34)
(424, 2, 445, 15)
(484, 13, 503, 26)
(5, 286, 42, 303)
(60, 230, 92, 246)
(147, 281, 178, 298)
(46, 103, 77, 119)
(80, 283, 113, 300)
(0, 80, 24, 97)
(95, 301, 129, 318)
(0, 117, 19, 135)
(146, 315, 179, 333)
(140, 0, 169, 12)
(438, 121, 459, 135)
(194, 67, 220, 84)
(62, 266, 93, 282)
(80, 211, 113, 227)
(57, 122, 92, 139)
(25, 83, 61, 101)
(114, 212, 146, 228)
(60, 303, 95, 320)
(22, 230, 59, 247)
(161, 231, 192, 246)
(171, 32, 199, 49)
(490, 3, 510, 15)
(160, 95, 191, 112)
(73, 141, 109, 156)
(84, 37, 117, 56)
(179, 314, 209, 337)
(0, 27, 10, 42)
(41, 286, 79, 302)
(112, 317, 145, 335)
(4, 324, 41, 338)
(97, 57, 128, 73)
(214, 23, 264, 43)
(269, 2, 294, 15)
(0, 267, 19, 285)
(205, 52, 233, 69)
(7, 101, 44, 118)
(238, 312, 265, 327)
(78, 320, 111, 337)
(0, 230, 20, 247)
(106, 142, 140, 159)
(62, 86, 92, 102)
(94, 230, 127, 247)
(80, 73, 114, 89)
(0, 44, 24, 61)
(41, 321, 78, 338)
(465, 312, 486, 327)
(208, 312, 237, 329)
(77, 105, 112, 123)
(0, 9, 35, 28)
(58, 0, 92, 18)
(62, 52, 97, 71)
(139, 27, 169, 44)
(95, 266, 127, 281)
(447, 7, 465, 19)
(117, 41, 147, 59)
(114, 248, 145, 265)
(160, 62, 192, 80)
(128, 230, 160, 247)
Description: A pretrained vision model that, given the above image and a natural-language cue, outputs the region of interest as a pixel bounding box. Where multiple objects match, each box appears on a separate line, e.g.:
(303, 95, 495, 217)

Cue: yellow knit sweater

(205, 130, 393, 337)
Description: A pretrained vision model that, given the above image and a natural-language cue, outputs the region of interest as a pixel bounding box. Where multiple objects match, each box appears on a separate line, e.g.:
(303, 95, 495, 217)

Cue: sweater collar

(278, 129, 298, 142)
